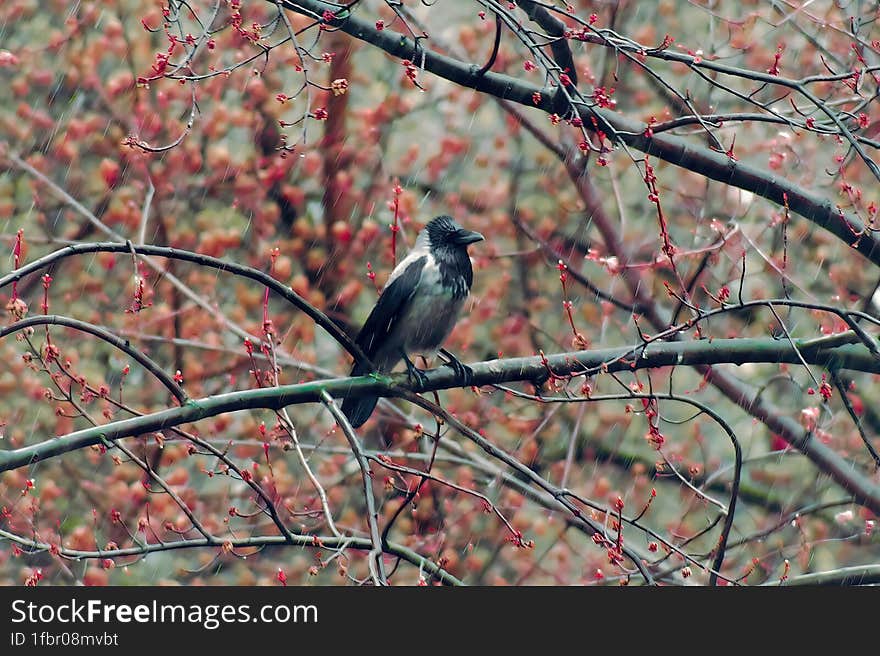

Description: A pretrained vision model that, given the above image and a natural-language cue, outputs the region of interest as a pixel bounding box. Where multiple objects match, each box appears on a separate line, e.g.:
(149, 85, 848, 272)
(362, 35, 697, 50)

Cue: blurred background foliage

(0, 0, 878, 585)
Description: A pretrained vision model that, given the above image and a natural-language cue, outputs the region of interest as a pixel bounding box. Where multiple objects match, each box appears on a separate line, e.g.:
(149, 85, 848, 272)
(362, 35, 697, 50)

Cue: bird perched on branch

(342, 215, 484, 427)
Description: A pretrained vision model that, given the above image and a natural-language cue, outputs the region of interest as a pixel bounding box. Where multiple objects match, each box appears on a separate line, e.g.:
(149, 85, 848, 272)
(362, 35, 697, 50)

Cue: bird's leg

(439, 348, 474, 387)
(401, 351, 429, 390)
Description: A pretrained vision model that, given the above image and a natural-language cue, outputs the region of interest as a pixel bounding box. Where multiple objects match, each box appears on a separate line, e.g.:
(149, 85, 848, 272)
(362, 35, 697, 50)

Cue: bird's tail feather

(341, 359, 379, 428)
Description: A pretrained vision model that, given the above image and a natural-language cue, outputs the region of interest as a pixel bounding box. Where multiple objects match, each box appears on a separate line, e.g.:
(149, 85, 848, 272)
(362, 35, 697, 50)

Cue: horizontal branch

(770, 564, 880, 586)
(0, 528, 462, 586)
(1, 335, 876, 469)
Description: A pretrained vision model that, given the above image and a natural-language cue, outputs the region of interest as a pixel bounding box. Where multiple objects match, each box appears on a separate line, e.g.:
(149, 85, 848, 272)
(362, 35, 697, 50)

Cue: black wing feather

(342, 255, 426, 428)
(355, 255, 426, 359)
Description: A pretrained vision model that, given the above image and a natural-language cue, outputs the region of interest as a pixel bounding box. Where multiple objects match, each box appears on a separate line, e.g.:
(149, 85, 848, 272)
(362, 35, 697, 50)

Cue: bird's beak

(455, 229, 484, 245)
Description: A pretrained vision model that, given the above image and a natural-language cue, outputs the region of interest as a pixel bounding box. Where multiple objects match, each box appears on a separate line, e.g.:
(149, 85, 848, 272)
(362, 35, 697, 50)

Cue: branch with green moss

(2, 334, 880, 511)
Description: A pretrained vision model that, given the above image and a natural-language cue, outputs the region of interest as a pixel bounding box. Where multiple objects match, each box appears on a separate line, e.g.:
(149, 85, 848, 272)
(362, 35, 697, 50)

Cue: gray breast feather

(372, 254, 466, 366)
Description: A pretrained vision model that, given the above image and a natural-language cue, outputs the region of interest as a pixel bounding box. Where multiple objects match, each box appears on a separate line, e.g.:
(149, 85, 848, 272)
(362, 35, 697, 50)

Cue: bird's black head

(425, 215, 484, 250)
(421, 215, 482, 296)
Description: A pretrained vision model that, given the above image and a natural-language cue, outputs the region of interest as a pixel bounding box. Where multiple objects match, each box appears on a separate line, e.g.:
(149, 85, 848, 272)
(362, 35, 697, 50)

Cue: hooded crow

(342, 215, 484, 427)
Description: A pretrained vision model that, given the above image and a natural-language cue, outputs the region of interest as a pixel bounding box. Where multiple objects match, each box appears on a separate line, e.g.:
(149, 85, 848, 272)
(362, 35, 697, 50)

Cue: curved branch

(321, 389, 387, 586)
(0, 241, 370, 367)
(475, 12, 502, 77)
(398, 390, 658, 585)
(2, 315, 188, 404)
(496, 387, 743, 585)
(771, 564, 880, 586)
(0, 528, 462, 586)
(516, 0, 578, 84)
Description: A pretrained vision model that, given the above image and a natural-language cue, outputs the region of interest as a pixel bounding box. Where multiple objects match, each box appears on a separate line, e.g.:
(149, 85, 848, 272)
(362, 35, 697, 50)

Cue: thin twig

(320, 389, 387, 585)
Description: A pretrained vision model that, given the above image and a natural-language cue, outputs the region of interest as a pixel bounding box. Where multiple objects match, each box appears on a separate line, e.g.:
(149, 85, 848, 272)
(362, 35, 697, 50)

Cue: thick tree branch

(279, 0, 880, 267)
(516, 0, 578, 85)
(3, 336, 880, 514)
